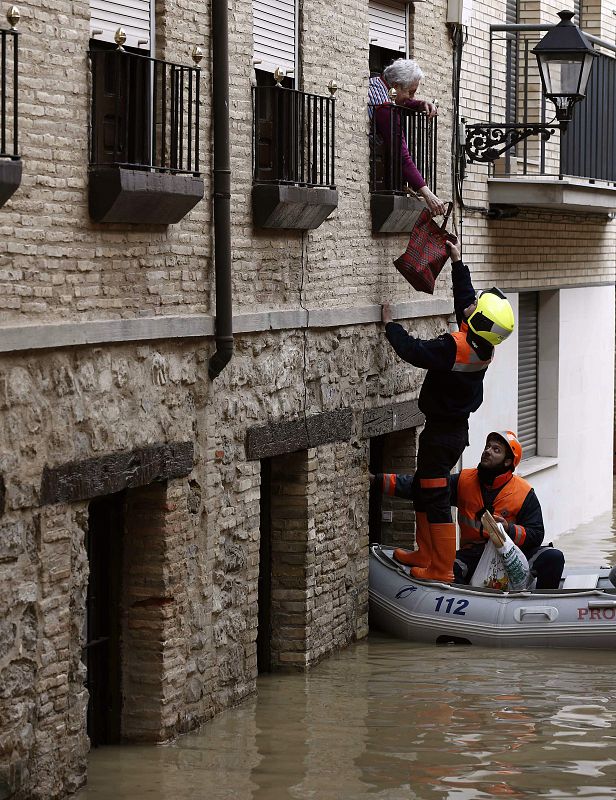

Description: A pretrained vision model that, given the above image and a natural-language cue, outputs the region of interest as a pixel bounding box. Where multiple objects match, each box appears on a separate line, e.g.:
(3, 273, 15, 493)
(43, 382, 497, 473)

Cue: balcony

(369, 104, 437, 233)
(88, 45, 204, 224)
(477, 25, 616, 216)
(0, 18, 21, 208)
(252, 84, 338, 230)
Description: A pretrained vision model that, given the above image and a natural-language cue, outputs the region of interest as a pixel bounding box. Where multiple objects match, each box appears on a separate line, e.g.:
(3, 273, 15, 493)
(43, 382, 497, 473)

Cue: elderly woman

(369, 58, 446, 216)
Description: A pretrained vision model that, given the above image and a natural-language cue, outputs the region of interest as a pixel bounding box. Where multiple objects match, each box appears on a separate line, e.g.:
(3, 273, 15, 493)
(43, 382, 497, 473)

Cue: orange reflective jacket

(457, 468, 532, 547)
(451, 324, 493, 373)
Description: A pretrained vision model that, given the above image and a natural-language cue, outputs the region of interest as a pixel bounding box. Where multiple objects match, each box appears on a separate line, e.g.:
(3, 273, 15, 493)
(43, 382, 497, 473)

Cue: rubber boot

(411, 522, 456, 583)
(393, 512, 431, 568)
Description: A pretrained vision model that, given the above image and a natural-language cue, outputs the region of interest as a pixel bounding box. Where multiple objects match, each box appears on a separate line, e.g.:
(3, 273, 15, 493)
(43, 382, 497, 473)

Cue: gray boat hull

(369, 545, 616, 649)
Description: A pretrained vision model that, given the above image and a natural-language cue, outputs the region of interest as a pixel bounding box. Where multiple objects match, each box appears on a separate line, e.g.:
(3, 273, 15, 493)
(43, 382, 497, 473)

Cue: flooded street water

(77, 509, 616, 800)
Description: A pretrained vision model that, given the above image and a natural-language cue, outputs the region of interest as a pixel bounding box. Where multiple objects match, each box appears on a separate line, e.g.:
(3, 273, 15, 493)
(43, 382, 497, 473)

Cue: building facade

(0, 0, 613, 798)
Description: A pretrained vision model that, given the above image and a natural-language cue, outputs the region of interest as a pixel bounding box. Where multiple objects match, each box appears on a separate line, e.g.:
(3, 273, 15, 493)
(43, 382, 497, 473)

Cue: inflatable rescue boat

(369, 544, 616, 649)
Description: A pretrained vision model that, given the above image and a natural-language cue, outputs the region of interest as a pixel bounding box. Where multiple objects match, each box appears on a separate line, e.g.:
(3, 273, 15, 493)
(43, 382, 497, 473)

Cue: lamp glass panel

(544, 56, 584, 96)
(578, 52, 595, 96)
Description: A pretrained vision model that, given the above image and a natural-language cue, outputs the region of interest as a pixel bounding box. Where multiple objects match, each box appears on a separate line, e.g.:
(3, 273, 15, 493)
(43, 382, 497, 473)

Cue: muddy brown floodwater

(77, 506, 616, 800)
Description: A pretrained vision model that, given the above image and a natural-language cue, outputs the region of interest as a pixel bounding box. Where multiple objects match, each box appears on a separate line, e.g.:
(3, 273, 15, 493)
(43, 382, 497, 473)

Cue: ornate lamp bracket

(464, 122, 558, 164)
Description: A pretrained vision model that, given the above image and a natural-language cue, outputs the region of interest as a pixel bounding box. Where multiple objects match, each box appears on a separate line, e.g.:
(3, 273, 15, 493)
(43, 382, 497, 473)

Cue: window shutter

(90, 0, 152, 50)
(573, 0, 582, 27)
(505, 0, 518, 124)
(253, 0, 297, 76)
(369, 1, 408, 55)
(517, 292, 539, 459)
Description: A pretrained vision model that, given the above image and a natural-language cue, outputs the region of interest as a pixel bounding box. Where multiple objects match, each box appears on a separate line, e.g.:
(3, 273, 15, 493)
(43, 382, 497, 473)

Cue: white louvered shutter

(517, 292, 539, 460)
(90, 0, 153, 50)
(253, 0, 297, 76)
(369, 1, 408, 55)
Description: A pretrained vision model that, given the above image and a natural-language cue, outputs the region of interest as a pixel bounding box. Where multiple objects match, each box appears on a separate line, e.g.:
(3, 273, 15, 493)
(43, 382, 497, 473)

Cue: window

(88, 41, 202, 175)
(573, 0, 582, 28)
(369, 0, 408, 58)
(517, 291, 559, 462)
(253, 0, 297, 78)
(517, 292, 539, 459)
(90, 0, 153, 51)
(505, 0, 518, 125)
(0, 18, 21, 208)
(87, 39, 204, 223)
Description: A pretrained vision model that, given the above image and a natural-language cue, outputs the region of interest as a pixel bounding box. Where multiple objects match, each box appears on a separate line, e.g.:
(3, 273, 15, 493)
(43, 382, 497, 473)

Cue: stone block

(0, 159, 22, 208)
(370, 193, 424, 233)
(252, 184, 338, 229)
(89, 167, 204, 225)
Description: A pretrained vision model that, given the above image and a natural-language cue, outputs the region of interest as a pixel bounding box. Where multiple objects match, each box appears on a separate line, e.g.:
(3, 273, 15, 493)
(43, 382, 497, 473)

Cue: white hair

(383, 58, 424, 89)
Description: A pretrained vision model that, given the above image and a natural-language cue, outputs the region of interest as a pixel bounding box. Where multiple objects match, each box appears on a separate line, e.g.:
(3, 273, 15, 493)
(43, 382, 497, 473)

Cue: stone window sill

(517, 456, 558, 478)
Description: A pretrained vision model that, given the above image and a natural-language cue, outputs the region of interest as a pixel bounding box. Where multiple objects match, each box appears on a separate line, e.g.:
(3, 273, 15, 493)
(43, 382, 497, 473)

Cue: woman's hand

(418, 187, 446, 216)
(381, 302, 393, 325)
(418, 100, 438, 118)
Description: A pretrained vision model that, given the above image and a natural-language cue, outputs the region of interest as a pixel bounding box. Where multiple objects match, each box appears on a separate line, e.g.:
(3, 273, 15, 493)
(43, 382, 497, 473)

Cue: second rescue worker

(381, 239, 515, 583)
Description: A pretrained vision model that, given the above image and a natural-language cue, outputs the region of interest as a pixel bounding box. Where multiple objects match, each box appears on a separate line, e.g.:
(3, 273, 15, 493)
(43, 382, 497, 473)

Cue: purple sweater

(370, 76, 426, 191)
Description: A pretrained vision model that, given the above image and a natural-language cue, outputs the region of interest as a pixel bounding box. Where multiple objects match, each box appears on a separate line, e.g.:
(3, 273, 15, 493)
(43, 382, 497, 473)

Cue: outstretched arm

(371, 473, 414, 499)
(446, 240, 477, 324)
(382, 303, 456, 370)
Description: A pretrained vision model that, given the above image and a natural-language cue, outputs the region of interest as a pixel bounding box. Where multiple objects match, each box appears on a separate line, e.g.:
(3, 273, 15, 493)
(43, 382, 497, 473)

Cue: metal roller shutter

(90, 0, 152, 50)
(517, 292, 539, 459)
(505, 0, 518, 124)
(253, 0, 297, 76)
(369, 1, 408, 54)
(573, 0, 582, 27)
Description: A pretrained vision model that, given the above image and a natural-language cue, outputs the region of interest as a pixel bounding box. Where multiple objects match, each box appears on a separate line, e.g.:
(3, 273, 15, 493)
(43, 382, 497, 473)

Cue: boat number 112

(434, 596, 469, 615)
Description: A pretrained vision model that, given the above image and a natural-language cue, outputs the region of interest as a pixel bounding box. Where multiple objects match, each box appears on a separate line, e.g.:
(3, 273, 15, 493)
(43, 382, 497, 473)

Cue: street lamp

(464, 10, 597, 163)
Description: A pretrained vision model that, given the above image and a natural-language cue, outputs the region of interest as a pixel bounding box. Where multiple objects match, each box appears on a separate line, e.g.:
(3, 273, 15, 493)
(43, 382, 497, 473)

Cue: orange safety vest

(451, 323, 493, 373)
(457, 468, 532, 547)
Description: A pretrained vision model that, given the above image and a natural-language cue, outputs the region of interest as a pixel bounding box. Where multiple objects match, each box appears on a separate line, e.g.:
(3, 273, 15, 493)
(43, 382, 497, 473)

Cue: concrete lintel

(41, 441, 194, 505)
(0, 300, 454, 354)
(0, 315, 216, 354)
(361, 400, 424, 438)
(246, 408, 353, 460)
(488, 177, 616, 215)
(234, 309, 309, 333)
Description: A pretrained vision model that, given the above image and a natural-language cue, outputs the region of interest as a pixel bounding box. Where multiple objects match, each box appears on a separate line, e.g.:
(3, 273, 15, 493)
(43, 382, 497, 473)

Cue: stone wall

(0, 306, 443, 798)
(2, 0, 615, 797)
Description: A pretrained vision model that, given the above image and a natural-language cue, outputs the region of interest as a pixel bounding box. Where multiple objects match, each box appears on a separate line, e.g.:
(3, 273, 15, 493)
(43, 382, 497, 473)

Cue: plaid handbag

(393, 202, 457, 294)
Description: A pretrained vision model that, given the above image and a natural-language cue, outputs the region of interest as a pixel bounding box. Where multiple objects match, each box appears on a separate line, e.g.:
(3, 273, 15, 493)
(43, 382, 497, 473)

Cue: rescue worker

(372, 430, 565, 590)
(381, 239, 514, 582)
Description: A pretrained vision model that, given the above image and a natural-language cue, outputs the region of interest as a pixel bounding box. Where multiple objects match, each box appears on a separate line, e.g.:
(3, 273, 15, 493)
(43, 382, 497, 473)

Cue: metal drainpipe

(208, 0, 234, 379)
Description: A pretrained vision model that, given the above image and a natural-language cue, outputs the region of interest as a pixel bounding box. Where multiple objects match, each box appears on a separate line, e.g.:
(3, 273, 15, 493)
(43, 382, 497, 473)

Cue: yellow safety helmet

(467, 287, 514, 347)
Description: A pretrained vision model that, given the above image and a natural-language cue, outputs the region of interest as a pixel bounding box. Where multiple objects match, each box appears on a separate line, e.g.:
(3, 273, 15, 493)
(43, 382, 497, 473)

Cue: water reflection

(78, 511, 616, 800)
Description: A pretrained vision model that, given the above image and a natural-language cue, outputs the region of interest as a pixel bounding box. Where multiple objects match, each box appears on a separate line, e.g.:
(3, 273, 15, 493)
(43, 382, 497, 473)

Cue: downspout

(208, 0, 234, 379)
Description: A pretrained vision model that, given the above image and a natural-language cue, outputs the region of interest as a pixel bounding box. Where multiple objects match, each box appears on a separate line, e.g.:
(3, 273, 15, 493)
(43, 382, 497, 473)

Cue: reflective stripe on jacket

(451, 326, 493, 373)
(457, 468, 532, 547)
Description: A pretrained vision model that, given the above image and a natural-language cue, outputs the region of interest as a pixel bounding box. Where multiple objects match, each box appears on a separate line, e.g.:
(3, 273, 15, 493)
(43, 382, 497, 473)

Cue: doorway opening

(85, 491, 125, 747)
(368, 428, 418, 548)
(257, 451, 310, 672)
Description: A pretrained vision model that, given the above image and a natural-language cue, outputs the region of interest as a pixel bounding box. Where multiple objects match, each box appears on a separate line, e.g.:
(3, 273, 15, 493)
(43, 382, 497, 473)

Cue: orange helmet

(488, 430, 522, 469)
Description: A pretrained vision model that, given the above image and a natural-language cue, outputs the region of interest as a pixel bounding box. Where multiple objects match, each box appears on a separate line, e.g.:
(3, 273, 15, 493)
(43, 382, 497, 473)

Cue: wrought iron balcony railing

(483, 24, 616, 182)
(88, 46, 202, 175)
(1, 17, 19, 161)
(252, 85, 336, 188)
(369, 104, 437, 195)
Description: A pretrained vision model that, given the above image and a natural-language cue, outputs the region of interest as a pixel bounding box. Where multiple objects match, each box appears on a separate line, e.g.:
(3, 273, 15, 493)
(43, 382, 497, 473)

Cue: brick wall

(1, 0, 615, 797)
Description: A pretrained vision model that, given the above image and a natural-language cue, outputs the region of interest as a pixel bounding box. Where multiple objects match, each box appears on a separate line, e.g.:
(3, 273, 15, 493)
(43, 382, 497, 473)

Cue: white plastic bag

(470, 523, 531, 591)
(497, 532, 531, 590)
(470, 539, 508, 590)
